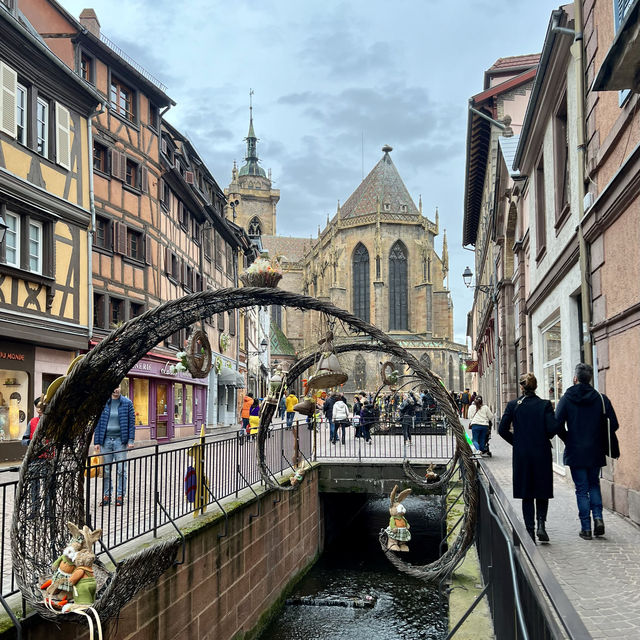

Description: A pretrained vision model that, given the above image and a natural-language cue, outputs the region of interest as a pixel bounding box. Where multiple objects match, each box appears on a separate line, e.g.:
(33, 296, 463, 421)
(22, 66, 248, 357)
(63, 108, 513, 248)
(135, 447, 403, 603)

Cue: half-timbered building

(0, 2, 102, 453)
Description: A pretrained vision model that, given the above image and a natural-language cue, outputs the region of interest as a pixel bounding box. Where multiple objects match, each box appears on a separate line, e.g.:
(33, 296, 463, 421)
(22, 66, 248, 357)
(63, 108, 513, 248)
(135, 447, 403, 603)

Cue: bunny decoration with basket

(385, 485, 412, 552)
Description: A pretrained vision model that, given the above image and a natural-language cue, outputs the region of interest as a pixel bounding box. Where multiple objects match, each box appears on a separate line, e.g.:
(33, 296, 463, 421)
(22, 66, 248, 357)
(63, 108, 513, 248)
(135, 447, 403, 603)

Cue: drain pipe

(87, 101, 106, 341)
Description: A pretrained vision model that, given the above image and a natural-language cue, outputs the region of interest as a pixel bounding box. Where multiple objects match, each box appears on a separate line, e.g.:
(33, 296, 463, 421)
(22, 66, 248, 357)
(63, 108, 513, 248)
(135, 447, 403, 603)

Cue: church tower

(225, 93, 279, 240)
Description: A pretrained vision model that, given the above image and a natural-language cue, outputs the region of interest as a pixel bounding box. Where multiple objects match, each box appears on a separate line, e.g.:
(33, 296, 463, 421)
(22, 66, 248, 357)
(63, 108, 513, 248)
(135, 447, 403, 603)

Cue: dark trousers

(522, 498, 549, 531)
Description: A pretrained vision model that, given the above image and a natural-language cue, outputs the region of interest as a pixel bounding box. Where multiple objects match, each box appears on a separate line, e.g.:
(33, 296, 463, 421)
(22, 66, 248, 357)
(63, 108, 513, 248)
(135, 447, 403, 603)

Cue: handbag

(598, 392, 620, 459)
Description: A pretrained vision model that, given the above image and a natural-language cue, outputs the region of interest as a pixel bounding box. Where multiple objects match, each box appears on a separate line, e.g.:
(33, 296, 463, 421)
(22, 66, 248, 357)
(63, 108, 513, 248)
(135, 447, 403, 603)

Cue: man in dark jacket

(94, 386, 136, 506)
(555, 363, 619, 540)
(398, 393, 416, 444)
(323, 393, 338, 443)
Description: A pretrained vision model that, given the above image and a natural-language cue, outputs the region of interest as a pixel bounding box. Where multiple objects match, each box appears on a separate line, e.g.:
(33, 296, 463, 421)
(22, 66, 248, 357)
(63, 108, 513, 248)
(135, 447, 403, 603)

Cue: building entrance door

(155, 383, 170, 440)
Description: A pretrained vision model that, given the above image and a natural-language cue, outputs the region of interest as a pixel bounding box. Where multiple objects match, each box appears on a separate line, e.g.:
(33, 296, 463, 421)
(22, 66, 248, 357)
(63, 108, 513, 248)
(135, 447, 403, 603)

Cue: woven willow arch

(13, 288, 476, 621)
(260, 339, 476, 582)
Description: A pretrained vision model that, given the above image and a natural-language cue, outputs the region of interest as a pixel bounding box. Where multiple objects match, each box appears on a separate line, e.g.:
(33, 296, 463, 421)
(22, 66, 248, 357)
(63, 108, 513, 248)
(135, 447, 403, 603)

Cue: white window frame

(28, 220, 42, 274)
(614, 0, 634, 105)
(16, 83, 27, 145)
(36, 97, 49, 157)
(541, 317, 565, 471)
(4, 211, 19, 268)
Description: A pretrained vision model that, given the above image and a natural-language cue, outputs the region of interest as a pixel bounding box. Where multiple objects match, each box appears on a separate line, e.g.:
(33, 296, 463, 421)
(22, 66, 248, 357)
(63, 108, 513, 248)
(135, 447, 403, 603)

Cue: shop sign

(0, 352, 25, 361)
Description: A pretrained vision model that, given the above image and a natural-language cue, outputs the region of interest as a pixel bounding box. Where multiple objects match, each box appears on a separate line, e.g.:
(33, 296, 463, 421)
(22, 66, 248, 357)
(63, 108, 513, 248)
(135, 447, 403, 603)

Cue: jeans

(471, 424, 488, 452)
(286, 412, 295, 428)
(102, 436, 128, 498)
(570, 466, 603, 530)
(329, 421, 336, 442)
(402, 416, 413, 442)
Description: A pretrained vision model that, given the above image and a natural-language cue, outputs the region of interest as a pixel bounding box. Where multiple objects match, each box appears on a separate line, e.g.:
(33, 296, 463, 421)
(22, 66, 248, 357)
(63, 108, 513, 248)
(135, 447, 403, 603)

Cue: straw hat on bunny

(385, 485, 412, 552)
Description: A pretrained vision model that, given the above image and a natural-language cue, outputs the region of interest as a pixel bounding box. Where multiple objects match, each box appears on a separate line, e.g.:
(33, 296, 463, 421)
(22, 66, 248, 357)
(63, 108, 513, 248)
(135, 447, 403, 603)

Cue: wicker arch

(261, 339, 476, 583)
(13, 288, 476, 620)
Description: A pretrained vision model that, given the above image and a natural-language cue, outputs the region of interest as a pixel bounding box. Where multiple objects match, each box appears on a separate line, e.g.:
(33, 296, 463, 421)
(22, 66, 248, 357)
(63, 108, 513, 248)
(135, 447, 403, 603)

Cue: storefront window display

(542, 319, 564, 468)
(0, 369, 29, 440)
(185, 385, 193, 424)
(174, 383, 183, 423)
(132, 379, 149, 425)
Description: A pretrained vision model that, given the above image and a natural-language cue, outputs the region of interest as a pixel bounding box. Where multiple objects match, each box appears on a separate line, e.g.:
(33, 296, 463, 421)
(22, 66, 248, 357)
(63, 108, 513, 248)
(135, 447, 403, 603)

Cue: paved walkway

(481, 422, 640, 639)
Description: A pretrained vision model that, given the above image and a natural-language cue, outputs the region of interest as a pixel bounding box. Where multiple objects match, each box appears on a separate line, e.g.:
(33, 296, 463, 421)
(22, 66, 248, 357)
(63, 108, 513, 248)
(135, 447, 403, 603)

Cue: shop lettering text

(132, 362, 152, 371)
(0, 352, 25, 361)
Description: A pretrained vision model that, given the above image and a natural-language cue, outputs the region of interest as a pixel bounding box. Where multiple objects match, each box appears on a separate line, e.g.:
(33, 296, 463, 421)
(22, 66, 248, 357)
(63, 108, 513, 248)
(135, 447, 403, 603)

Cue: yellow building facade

(0, 5, 101, 449)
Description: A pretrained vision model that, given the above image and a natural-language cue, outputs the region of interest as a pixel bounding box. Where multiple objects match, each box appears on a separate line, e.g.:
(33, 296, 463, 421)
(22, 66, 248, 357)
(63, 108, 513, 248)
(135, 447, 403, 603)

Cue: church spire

(239, 89, 266, 178)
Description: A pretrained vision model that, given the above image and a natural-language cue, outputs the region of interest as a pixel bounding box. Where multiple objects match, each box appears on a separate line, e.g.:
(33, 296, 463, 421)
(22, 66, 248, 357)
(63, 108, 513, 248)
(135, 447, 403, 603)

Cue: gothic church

(225, 114, 466, 393)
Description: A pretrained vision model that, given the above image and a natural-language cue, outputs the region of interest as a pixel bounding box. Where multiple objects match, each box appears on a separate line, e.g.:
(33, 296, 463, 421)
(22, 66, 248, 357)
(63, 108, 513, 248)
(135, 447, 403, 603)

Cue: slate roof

(261, 235, 313, 263)
(340, 146, 419, 219)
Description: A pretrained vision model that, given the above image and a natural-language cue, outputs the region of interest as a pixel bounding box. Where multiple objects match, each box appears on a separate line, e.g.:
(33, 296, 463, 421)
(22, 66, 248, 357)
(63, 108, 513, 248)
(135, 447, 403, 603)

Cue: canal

(260, 494, 448, 639)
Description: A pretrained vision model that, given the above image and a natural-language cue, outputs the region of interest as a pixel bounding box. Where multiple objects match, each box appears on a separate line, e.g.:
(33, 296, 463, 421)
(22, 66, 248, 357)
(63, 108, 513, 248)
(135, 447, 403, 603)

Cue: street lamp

(462, 266, 501, 417)
(248, 338, 268, 356)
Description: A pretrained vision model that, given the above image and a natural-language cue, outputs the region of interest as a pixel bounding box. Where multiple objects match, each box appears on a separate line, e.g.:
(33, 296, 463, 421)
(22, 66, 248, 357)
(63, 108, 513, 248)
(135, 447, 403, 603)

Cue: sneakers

(594, 518, 605, 537)
(99, 496, 110, 506)
(115, 496, 124, 507)
(579, 530, 593, 540)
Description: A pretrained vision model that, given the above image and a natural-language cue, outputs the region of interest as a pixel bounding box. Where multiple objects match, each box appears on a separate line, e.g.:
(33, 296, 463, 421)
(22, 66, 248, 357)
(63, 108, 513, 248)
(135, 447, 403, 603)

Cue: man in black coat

(555, 363, 619, 540)
(498, 373, 558, 542)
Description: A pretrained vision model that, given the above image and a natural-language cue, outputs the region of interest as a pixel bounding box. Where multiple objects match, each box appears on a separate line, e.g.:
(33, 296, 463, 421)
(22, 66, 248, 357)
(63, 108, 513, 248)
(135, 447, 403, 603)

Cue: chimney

(79, 9, 100, 38)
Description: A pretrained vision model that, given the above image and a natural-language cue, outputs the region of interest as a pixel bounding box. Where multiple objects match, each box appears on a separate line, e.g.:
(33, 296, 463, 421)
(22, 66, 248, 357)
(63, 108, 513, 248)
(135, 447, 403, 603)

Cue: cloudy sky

(62, 0, 562, 343)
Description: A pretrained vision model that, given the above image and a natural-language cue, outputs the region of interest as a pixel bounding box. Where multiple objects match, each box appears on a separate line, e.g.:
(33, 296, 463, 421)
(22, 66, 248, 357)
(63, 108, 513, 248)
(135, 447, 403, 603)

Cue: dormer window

(248, 217, 262, 238)
(384, 203, 391, 211)
(400, 204, 408, 212)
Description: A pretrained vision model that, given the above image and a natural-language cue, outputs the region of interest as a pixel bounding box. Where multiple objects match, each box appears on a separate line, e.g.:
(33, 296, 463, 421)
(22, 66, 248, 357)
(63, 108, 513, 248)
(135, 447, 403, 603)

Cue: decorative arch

(14, 288, 476, 619)
(420, 352, 432, 372)
(352, 243, 370, 322)
(248, 216, 262, 238)
(448, 355, 455, 391)
(389, 240, 408, 330)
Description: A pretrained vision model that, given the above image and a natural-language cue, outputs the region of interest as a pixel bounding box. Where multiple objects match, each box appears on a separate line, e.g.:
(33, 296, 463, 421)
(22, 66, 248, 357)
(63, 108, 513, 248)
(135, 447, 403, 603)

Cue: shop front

(118, 356, 208, 443)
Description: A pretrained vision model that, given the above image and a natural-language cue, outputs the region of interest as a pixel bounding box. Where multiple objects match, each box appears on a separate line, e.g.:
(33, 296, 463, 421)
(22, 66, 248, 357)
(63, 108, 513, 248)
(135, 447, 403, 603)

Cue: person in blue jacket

(94, 386, 135, 506)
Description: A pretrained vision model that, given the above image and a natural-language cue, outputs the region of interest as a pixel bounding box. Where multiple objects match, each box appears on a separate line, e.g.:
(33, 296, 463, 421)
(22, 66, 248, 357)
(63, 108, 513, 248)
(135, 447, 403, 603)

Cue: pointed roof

(340, 145, 420, 219)
(238, 98, 266, 178)
(270, 322, 297, 357)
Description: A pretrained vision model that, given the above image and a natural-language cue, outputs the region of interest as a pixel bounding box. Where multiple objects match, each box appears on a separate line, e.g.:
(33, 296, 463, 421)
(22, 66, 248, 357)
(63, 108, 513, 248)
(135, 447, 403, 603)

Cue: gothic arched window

(248, 217, 262, 238)
(389, 241, 408, 330)
(420, 353, 432, 372)
(352, 243, 370, 322)
(354, 354, 367, 390)
(448, 355, 455, 392)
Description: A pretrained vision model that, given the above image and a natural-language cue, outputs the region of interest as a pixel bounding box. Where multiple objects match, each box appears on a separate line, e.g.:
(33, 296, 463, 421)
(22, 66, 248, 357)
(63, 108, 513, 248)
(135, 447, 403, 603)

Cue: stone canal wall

(5, 467, 322, 640)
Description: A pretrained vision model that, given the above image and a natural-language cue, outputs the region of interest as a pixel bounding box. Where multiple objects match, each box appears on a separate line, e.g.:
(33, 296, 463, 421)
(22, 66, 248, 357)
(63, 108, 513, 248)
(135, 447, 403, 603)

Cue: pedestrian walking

(498, 373, 559, 542)
(359, 399, 376, 443)
(248, 397, 261, 440)
(323, 393, 338, 442)
(278, 395, 286, 422)
(398, 393, 416, 444)
(461, 388, 471, 419)
(468, 395, 493, 455)
(241, 393, 253, 437)
(94, 386, 135, 506)
(285, 391, 298, 429)
(555, 363, 620, 540)
(331, 395, 350, 445)
(353, 395, 363, 438)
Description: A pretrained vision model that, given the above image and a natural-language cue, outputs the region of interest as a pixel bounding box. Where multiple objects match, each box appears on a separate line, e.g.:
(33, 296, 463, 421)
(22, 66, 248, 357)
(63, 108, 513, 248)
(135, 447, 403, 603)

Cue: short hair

(575, 362, 593, 384)
(519, 372, 537, 391)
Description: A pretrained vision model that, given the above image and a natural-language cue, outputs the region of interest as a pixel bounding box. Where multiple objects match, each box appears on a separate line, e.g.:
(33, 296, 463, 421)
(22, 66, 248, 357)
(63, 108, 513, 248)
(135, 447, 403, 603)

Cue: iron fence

(0, 418, 454, 601)
(471, 460, 592, 640)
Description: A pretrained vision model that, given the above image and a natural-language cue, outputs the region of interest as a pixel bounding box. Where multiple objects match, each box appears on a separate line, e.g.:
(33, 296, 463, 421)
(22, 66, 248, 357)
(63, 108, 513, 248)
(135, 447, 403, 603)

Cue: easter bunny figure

(385, 485, 412, 552)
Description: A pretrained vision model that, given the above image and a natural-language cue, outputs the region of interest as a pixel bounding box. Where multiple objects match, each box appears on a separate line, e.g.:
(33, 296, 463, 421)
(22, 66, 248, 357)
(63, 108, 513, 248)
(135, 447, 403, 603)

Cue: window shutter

(161, 138, 168, 155)
(141, 166, 149, 193)
(0, 62, 17, 138)
(119, 152, 127, 181)
(55, 103, 71, 169)
(145, 234, 152, 265)
(185, 171, 194, 184)
(165, 246, 171, 274)
(113, 221, 127, 255)
(110, 150, 120, 179)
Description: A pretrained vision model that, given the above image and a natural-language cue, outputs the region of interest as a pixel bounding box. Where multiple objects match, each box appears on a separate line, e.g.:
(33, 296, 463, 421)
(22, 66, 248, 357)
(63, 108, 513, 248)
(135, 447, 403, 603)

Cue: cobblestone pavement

(480, 422, 640, 639)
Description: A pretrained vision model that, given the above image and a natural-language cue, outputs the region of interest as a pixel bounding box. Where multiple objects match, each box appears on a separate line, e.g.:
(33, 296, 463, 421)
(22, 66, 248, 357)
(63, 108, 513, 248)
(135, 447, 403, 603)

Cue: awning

(217, 368, 245, 388)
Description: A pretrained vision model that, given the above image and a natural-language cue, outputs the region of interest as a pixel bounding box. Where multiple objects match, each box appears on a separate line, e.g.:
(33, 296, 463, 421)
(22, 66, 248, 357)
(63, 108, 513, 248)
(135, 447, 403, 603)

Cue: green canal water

(260, 495, 448, 640)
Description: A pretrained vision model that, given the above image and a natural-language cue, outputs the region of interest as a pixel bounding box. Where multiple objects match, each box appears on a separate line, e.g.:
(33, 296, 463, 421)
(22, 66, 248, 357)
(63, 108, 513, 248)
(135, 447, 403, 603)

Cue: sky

(61, 0, 563, 344)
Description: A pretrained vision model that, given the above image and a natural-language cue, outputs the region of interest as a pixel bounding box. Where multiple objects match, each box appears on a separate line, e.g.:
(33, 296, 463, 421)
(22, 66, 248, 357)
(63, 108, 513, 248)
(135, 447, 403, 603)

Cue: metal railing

(471, 459, 592, 639)
(0, 418, 454, 601)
